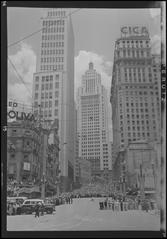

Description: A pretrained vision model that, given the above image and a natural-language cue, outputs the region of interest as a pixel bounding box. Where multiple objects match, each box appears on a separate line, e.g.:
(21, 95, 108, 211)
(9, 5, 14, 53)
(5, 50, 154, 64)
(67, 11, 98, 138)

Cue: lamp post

(122, 175, 126, 198)
(119, 176, 123, 195)
(41, 173, 47, 200)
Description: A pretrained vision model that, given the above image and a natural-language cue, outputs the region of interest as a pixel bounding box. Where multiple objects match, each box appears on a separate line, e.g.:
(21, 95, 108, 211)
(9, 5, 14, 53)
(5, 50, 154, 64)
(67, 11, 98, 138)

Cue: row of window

(42, 34, 64, 40)
(120, 114, 156, 119)
(120, 102, 150, 107)
(120, 119, 156, 126)
(125, 125, 156, 131)
(117, 40, 150, 47)
(41, 57, 64, 63)
(35, 89, 60, 100)
(123, 67, 151, 73)
(40, 109, 58, 117)
(123, 77, 153, 83)
(82, 153, 100, 156)
(41, 41, 64, 48)
(125, 109, 155, 114)
(34, 100, 59, 108)
(48, 10, 66, 17)
(121, 132, 151, 138)
(41, 49, 64, 55)
(40, 64, 64, 71)
(117, 49, 150, 59)
(82, 143, 100, 147)
(119, 89, 155, 96)
(42, 27, 65, 33)
(43, 19, 65, 26)
(35, 75, 55, 82)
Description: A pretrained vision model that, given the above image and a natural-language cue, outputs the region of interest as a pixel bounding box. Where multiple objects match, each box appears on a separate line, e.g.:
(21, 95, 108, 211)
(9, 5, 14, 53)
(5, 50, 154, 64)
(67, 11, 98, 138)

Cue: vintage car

(20, 199, 55, 214)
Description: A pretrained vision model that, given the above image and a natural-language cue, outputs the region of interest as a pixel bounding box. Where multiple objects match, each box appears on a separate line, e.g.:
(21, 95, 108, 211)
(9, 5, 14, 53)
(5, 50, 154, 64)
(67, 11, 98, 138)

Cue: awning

(18, 186, 40, 194)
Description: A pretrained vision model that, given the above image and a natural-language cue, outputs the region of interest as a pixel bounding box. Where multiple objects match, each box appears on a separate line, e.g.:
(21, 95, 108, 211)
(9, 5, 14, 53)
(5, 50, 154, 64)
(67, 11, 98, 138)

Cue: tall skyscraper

(77, 62, 112, 178)
(110, 26, 161, 166)
(32, 9, 75, 191)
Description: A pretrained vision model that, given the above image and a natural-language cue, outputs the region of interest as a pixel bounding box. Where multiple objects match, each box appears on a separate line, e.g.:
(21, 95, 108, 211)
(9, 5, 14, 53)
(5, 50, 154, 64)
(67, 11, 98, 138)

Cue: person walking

(104, 198, 107, 209)
(41, 202, 45, 216)
(108, 199, 111, 210)
(70, 194, 73, 204)
(120, 199, 123, 211)
(112, 199, 115, 211)
(34, 202, 40, 218)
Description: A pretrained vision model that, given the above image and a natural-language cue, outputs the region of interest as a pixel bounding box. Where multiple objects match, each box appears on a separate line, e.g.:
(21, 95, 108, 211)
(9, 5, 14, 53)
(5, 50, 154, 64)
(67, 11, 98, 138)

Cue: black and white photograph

(1, 1, 166, 237)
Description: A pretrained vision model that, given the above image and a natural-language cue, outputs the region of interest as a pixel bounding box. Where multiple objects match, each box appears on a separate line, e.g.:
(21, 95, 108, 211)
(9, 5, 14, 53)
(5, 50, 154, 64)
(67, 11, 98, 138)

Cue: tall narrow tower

(77, 63, 112, 178)
(32, 9, 75, 191)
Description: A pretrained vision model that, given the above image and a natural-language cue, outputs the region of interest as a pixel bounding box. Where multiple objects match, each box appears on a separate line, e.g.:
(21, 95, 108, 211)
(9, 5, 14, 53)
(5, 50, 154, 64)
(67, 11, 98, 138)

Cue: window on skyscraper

(55, 100, 58, 106)
(55, 109, 58, 116)
(35, 93, 38, 99)
(55, 82, 59, 89)
(49, 92, 52, 99)
(35, 84, 39, 91)
(45, 101, 48, 108)
(35, 76, 39, 82)
(45, 83, 48, 90)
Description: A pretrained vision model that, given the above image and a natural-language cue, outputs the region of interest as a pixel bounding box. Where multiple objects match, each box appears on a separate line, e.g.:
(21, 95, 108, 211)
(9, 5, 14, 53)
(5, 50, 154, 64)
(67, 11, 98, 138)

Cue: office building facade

(32, 9, 75, 191)
(110, 26, 161, 166)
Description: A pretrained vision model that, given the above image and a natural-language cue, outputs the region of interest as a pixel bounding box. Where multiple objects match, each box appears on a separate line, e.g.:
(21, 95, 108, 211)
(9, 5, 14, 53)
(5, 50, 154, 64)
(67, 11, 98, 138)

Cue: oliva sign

(8, 101, 36, 121)
(121, 26, 149, 36)
(8, 110, 36, 121)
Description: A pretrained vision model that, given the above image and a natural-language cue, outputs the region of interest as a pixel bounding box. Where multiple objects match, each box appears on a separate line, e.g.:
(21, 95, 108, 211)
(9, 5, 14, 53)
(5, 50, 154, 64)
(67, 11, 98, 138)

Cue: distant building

(7, 115, 60, 197)
(7, 121, 41, 184)
(79, 158, 91, 185)
(77, 62, 112, 178)
(32, 9, 75, 191)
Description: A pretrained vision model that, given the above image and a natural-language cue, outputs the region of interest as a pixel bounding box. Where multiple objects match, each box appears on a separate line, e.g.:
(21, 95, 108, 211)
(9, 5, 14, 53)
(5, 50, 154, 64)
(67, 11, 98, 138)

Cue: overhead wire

(8, 57, 33, 97)
(8, 8, 82, 102)
(8, 8, 82, 48)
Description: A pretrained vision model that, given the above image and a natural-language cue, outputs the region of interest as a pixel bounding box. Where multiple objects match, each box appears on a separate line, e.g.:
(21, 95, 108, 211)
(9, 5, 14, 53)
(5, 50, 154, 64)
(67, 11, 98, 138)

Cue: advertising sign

(7, 110, 36, 121)
(8, 100, 35, 122)
(23, 162, 30, 171)
(121, 26, 149, 37)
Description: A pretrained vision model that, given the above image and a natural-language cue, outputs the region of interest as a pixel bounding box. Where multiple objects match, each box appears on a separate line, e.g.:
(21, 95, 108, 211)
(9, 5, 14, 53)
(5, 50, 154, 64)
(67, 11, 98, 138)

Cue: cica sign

(121, 26, 149, 37)
(8, 110, 36, 121)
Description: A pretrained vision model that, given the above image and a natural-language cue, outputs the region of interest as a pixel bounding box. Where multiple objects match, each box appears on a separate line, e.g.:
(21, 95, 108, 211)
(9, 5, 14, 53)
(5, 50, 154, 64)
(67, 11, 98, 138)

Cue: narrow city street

(7, 198, 160, 231)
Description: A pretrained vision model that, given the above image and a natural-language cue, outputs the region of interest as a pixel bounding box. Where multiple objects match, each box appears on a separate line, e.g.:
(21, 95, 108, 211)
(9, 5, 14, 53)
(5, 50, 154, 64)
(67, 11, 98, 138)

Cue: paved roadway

(7, 198, 160, 231)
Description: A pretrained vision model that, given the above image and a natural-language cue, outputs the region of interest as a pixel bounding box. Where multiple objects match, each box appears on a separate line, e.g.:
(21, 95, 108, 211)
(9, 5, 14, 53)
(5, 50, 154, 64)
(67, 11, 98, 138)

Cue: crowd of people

(99, 196, 157, 212)
(7, 179, 20, 197)
(7, 200, 22, 215)
(45, 192, 74, 207)
(99, 197, 139, 211)
(7, 180, 157, 216)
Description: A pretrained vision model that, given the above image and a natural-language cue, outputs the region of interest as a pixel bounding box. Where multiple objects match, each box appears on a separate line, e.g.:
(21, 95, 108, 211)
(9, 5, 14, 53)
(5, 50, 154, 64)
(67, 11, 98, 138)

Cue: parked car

(20, 199, 54, 214)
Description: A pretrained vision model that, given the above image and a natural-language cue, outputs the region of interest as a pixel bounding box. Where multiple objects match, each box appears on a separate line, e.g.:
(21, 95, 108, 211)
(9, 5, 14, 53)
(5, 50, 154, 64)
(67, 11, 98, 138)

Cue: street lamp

(119, 176, 123, 194)
(41, 173, 47, 199)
